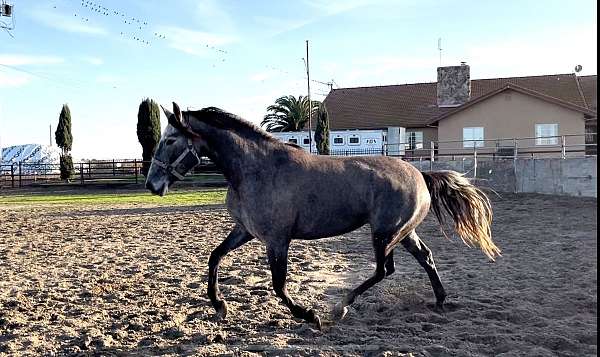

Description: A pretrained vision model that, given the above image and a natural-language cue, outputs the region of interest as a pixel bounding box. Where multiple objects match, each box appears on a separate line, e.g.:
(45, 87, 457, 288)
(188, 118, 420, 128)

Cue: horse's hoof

(214, 300, 228, 320)
(332, 302, 348, 321)
(433, 303, 445, 314)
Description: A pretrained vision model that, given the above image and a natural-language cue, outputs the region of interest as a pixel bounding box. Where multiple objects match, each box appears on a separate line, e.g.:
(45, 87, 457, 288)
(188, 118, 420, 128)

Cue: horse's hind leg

(208, 225, 254, 319)
(401, 230, 447, 311)
(385, 250, 395, 276)
(334, 235, 388, 319)
(266, 241, 322, 330)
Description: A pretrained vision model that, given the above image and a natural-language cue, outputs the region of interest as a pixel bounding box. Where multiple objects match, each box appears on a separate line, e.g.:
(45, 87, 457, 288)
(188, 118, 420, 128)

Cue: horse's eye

(165, 138, 176, 145)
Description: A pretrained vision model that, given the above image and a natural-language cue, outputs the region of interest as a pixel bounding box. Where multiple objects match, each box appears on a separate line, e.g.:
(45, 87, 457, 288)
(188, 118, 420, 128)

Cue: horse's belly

(292, 208, 368, 240)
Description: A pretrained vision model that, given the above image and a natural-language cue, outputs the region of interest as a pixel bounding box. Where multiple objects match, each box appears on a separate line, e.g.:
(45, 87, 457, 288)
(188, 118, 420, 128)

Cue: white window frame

(333, 136, 344, 145)
(406, 131, 424, 150)
(463, 127, 484, 148)
(348, 136, 360, 146)
(535, 123, 559, 146)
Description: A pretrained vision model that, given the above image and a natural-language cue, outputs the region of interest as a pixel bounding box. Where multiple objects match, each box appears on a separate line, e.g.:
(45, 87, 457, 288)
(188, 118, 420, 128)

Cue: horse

(145, 102, 500, 330)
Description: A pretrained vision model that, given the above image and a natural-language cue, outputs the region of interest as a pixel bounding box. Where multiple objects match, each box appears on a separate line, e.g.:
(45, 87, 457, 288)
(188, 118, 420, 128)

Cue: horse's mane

(187, 107, 278, 143)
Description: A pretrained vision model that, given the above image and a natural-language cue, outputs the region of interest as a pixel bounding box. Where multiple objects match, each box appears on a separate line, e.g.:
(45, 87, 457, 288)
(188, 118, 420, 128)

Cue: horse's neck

(205, 131, 275, 187)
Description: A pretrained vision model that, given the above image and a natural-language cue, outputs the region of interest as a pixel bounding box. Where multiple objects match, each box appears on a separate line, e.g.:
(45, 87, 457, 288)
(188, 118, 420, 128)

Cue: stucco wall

(437, 89, 587, 157)
(405, 127, 438, 158)
(412, 157, 597, 197)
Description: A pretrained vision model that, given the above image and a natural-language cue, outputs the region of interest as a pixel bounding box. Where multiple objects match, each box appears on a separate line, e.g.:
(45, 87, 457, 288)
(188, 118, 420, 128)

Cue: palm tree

(261, 95, 321, 132)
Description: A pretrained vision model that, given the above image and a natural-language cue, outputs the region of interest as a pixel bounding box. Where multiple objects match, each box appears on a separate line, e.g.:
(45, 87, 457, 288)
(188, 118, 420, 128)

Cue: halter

(152, 138, 201, 180)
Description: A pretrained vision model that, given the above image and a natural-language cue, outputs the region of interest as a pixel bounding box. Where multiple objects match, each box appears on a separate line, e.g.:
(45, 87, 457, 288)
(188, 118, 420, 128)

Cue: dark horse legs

(335, 230, 446, 319)
(401, 231, 447, 310)
(334, 235, 389, 319)
(208, 225, 254, 318)
(266, 242, 322, 330)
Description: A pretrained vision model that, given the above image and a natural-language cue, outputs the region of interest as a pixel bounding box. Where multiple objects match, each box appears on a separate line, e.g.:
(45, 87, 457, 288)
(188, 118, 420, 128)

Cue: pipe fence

(1, 133, 596, 188)
(0, 158, 221, 188)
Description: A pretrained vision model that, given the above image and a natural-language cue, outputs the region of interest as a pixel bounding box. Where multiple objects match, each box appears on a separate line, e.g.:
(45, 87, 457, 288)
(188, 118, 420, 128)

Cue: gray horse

(145, 102, 500, 330)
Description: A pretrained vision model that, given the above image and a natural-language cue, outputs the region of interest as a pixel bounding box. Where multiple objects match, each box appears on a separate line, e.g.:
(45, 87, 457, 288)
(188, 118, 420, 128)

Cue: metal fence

(386, 133, 596, 161)
(1, 133, 596, 188)
(0, 158, 221, 188)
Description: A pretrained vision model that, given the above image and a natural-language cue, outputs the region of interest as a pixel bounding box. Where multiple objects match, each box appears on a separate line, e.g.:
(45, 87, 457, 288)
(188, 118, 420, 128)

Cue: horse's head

(145, 102, 205, 196)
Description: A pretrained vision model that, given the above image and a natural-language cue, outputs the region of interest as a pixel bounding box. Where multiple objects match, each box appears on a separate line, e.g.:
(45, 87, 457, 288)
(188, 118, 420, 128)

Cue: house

(324, 65, 597, 158)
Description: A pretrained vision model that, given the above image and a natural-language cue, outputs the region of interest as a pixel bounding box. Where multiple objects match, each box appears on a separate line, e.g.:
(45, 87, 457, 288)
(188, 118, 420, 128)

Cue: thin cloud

(466, 24, 598, 78)
(0, 71, 32, 88)
(195, 0, 236, 34)
(30, 4, 108, 36)
(156, 26, 236, 57)
(306, 0, 384, 14)
(0, 54, 64, 66)
(83, 57, 104, 66)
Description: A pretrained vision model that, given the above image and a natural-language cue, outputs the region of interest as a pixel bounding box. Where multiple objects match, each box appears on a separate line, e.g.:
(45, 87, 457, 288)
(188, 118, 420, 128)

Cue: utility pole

(305, 40, 312, 154)
(49, 124, 52, 146)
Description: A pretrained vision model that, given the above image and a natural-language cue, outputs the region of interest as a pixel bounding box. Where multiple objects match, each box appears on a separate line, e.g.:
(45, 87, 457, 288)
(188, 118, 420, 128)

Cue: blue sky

(0, 0, 597, 159)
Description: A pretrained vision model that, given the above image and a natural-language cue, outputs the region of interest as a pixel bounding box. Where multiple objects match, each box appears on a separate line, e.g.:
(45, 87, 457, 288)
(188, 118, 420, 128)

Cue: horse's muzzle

(146, 181, 168, 197)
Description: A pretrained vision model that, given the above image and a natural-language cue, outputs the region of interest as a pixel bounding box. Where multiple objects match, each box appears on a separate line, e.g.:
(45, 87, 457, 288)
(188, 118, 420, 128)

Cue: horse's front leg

(266, 240, 322, 330)
(208, 225, 254, 319)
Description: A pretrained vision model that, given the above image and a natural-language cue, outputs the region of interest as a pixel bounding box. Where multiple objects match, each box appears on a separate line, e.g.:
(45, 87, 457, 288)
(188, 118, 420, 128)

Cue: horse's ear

(173, 102, 182, 121)
(161, 104, 181, 129)
(161, 104, 174, 120)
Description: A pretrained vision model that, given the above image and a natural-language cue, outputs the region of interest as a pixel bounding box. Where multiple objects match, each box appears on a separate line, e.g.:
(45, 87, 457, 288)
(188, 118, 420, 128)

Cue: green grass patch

(0, 188, 227, 206)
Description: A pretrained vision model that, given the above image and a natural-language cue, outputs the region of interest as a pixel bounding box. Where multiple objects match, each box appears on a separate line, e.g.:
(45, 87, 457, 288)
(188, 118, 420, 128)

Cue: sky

(0, 0, 597, 159)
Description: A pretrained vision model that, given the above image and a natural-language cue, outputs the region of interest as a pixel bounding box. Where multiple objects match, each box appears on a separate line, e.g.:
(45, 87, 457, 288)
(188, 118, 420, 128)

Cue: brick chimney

(437, 63, 471, 107)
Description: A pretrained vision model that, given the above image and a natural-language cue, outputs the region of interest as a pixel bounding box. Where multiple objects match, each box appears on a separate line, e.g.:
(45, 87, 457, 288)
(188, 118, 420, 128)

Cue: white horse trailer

(272, 128, 405, 156)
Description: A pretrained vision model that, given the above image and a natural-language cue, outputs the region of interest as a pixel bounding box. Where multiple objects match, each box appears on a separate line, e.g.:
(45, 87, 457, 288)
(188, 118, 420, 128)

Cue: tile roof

(577, 75, 597, 111)
(324, 73, 596, 129)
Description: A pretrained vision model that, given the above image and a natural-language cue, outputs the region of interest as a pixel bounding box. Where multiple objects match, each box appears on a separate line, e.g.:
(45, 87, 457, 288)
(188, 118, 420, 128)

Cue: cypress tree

(55, 104, 74, 180)
(137, 98, 161, 176)
(314, 104, 330, 155)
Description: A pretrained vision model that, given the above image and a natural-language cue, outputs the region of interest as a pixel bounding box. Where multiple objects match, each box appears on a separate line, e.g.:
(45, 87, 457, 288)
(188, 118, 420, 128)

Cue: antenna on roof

(574, 64, 583, 73)
(437, 38, 442, 66)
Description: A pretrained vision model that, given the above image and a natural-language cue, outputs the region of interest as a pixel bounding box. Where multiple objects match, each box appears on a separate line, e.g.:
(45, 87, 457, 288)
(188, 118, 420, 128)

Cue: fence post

(112, 159, 116, 176)
(80, 162, 84, 184)
(473, 149, 478, 178)
(134, 159, 138, 184)
(11, 163, 15, 188)
(430, 141, 435, 163)
(18, 162, 22, 187)
(88, 162, 91, 179)
(561, 136, 566, 159)
(513, 138, 518, 194)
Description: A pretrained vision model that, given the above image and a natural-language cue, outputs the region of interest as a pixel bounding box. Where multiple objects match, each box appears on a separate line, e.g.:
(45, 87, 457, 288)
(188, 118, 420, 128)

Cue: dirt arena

(0, 193, 596, 356)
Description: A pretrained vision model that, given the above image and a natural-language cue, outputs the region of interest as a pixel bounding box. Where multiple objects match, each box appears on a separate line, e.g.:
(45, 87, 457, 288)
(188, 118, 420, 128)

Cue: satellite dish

(575, 65, 583, 73)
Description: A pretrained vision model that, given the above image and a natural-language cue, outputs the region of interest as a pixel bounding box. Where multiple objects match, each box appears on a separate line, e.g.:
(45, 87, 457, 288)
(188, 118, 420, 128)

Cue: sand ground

(0, 193, 597, 356)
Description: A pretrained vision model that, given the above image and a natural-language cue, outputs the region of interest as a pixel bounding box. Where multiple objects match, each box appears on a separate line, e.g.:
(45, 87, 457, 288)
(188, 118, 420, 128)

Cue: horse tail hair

(421, 170, 501, 261)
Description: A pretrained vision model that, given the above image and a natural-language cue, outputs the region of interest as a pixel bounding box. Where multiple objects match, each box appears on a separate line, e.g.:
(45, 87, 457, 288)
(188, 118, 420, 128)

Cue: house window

(535, 124, 559, 145)
(406, 131, 424, 150)
(333, 137, 344, 145)
(288, 138, 298, 144)
(463, 127, 484, 148)
(349, 137, 360, 145)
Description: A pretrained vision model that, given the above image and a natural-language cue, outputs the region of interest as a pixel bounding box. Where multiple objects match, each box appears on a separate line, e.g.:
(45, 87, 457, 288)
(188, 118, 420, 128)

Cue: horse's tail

(421, 170, 501, 261)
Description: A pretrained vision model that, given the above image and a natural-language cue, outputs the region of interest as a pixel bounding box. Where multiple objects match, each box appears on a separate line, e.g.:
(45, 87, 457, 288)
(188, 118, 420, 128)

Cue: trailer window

(333, 137, 344, 145)
(303, 138, 310, 145)
(288, 138, 298, 144)
(349, 137, 360, 145)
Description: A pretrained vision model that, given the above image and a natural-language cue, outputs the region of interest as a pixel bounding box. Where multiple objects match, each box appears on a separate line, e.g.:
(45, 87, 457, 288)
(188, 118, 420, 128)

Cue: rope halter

(151, 138, 201, 180)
